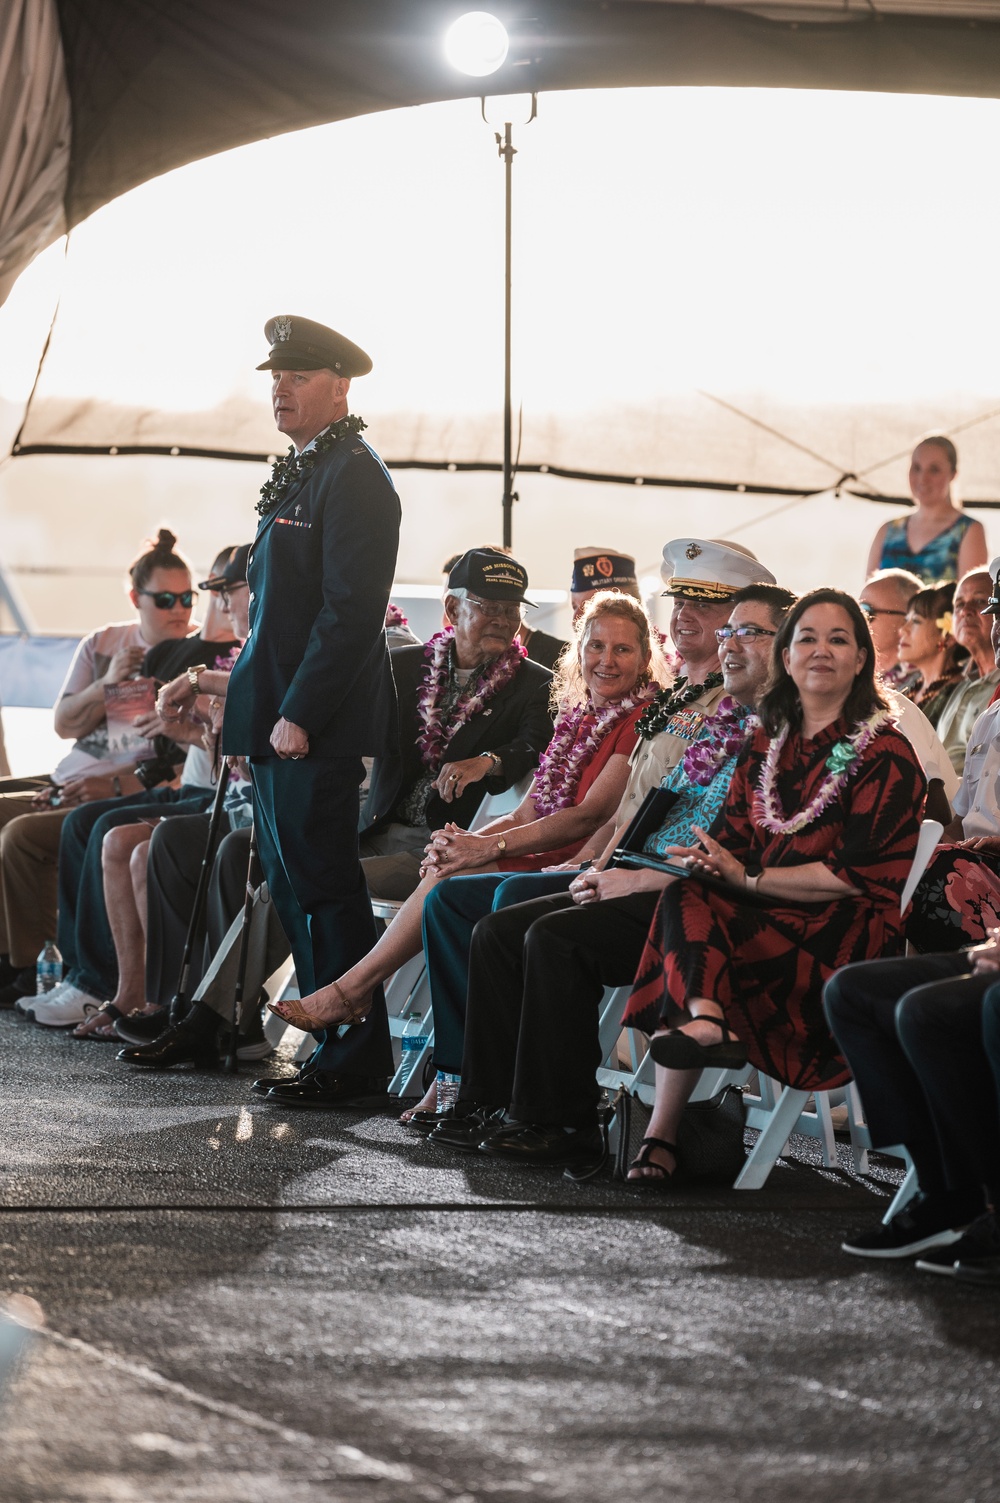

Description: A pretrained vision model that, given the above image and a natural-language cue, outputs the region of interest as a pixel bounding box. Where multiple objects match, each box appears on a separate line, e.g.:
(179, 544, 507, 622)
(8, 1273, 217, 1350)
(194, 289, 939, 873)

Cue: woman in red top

(624, 589, 926, 1185)
(270, 591, 667, 1033)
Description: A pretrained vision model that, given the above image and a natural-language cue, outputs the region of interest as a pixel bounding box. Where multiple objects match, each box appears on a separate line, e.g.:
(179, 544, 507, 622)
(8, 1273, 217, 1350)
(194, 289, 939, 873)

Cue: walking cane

(221, 823, 261, 1074)
(167, 767, 231, 1024)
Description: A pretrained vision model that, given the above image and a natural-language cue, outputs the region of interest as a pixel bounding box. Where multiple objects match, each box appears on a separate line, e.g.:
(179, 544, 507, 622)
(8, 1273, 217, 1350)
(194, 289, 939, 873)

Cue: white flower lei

(753, 708, 893, 837)
(416, 628, 526, 769)
(531, 687, 655, 816)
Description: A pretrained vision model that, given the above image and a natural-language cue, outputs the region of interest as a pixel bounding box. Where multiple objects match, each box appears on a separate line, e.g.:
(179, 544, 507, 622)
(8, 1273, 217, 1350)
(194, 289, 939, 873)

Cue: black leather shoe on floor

(478, 1122, 604, 1164)
(262, 1072, 388, 1109)
(116, 1024, 219, 1070)
(428, 1105, 506, 1152)
(114, 1007, 171, 1045)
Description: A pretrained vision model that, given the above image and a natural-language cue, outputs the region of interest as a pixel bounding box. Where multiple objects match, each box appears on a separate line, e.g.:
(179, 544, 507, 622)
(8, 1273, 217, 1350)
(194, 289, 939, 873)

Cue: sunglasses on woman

(138, 589, 196, 609)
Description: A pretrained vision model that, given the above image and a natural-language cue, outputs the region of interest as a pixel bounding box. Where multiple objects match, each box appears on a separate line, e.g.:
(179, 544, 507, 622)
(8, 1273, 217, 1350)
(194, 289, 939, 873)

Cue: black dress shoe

(262, 1072, 388, 1109)
(249, 1068, 307, 1097)
(114, 1007, 170, 1045)
(428, 1104, 507, 1152)
(478, 1122, 604, 1164)
(117, 1024, 219, 1070)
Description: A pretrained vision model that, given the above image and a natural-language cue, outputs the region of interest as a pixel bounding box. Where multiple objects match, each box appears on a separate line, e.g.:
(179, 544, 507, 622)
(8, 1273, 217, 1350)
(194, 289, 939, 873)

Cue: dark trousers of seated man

(456, 890, 662, 1128)
(145, 805, 435, 1048)
(824, 954, 1000, 1217)
(422, 871, 584, 1073)
(55, 786, 215, 999)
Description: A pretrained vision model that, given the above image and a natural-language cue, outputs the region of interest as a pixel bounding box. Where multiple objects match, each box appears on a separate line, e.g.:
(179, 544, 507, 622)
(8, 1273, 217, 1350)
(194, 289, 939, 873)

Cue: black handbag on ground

(612, 1084, 747, 1184)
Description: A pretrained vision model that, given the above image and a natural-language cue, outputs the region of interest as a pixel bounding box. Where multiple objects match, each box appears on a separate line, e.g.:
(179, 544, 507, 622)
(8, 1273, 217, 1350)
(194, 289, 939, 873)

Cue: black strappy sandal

(627, 1136, 678, 1189)
(649, 1014, 747, 1071)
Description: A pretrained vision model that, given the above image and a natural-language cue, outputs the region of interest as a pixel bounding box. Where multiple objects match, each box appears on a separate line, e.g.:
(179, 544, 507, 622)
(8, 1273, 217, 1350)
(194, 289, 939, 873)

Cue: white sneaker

(16, 980, 71, 1020)
(31, 985, 103, 1028)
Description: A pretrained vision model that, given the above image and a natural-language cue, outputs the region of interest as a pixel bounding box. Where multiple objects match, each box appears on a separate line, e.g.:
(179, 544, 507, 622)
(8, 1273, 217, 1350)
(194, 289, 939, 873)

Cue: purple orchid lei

(415, 628, 527, 770)
(753, 708, 893, 836)
(681, 696, 754, 787)
(531, 687, 656, 816)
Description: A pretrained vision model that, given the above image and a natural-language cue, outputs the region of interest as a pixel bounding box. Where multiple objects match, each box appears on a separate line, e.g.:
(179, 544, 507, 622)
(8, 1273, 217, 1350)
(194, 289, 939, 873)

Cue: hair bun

(154, 527, 178, 553)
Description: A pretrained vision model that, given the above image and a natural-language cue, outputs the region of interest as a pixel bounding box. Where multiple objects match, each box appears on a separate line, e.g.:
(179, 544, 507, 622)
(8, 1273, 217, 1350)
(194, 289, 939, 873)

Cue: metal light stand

(483, 93, 537, 549)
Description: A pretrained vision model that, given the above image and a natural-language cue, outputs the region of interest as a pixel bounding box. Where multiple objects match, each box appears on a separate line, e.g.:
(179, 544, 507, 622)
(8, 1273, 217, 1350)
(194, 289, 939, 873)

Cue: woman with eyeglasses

(896, 581, 967, 729)
(0, 528, 197, 1011)
(621, 589, 925, 1185)
(866, 435, 987, 586)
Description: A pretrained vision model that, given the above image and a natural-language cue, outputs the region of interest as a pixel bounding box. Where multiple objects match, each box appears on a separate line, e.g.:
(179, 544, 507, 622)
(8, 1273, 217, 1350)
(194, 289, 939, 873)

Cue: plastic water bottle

(35, 940, 62, 995)
(399, 1020, 429, 1082)
(435, 1071, 461, 1114)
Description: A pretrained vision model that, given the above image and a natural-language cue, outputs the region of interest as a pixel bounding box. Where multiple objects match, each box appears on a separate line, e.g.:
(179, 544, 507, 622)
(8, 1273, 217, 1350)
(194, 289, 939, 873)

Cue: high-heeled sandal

(267, 979, 369, 1032)
(649, 1013, 747, 1070)
(72, 1001, 125, 1040)
(627, 1136, 678, 1189)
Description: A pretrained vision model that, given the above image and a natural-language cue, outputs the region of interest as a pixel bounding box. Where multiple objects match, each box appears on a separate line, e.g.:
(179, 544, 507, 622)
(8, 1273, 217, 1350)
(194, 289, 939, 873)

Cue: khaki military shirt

(617, 679, 728, 820)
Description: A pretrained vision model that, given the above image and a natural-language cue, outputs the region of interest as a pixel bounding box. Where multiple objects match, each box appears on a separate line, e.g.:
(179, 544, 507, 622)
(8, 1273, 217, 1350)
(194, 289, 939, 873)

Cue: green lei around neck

(256, 414, 367, 518)
(634, 670, 724, 741)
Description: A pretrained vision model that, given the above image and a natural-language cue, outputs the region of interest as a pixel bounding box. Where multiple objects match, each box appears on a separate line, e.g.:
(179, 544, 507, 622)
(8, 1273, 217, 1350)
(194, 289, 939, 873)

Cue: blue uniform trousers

(250, 756, 391, 1077)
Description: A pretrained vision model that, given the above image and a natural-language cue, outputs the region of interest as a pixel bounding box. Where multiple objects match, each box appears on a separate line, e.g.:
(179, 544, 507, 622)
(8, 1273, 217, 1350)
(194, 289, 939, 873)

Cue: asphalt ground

(1, 1011, 997, 1502)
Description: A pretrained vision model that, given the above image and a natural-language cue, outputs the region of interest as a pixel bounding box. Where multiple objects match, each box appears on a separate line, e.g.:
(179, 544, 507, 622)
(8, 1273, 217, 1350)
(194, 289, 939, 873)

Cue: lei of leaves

(256, 414, 368, 517)
(634, 670, 724, 741)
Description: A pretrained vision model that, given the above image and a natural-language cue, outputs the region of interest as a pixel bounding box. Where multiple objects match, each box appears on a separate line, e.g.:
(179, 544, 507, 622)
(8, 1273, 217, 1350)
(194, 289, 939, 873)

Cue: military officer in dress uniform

(223, 314, 401, 1106)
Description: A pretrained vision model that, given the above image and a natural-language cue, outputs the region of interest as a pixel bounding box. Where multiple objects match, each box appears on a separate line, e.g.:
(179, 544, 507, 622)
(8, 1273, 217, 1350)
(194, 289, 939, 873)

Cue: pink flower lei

(753, 708, 893, 836)
(531, 686, 656, 816)
(681, 696, 755, 787)
(416, 628, 527, 769)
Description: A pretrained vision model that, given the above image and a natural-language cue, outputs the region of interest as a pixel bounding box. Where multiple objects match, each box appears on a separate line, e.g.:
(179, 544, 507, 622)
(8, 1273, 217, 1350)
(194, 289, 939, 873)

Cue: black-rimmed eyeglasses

(715, 625, 777, 643)
(859, 603, 905, 621)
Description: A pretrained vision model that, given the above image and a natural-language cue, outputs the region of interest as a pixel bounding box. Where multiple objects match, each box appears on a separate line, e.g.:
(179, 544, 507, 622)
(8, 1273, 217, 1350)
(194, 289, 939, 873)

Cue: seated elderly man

(824, 939, 1000, 1280)
(115, 547, 554, 1075)
(421, 580, 795, 1160)
(0, 530, 199, 1009)
(908, 555, 1000, 950)
(859, 571, 957, 826)
(933, 566, 1000, 775)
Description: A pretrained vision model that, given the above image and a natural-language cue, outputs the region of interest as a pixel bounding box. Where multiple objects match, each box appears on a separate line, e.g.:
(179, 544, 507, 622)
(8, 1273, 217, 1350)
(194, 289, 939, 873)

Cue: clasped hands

(420, 824, 494, 878)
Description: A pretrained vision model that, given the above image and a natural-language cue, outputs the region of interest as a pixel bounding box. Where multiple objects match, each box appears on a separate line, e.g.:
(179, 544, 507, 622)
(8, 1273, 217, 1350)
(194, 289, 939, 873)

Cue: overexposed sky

(3, 83, 1000, 634)
(4, 85, 1000, 418)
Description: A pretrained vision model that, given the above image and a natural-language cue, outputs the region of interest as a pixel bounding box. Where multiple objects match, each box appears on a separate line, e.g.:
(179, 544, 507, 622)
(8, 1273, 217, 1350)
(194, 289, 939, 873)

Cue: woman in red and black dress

(624, 589, 926, 1185)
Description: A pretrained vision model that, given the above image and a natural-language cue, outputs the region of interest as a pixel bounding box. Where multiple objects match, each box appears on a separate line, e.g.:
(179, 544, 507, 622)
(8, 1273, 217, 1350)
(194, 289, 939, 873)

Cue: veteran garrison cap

(447, 547, 536, 607)
(571, 547, 637, 595)
(200, 543, 251, 592)
(982, 555, 1000, 614)
(661, 538, 776, 601)
(256, 315, 373, 376)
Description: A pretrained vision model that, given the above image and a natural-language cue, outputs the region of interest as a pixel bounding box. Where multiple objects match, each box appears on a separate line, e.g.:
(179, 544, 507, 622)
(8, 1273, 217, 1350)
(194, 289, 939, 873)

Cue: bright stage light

(444, 12, 509, 77)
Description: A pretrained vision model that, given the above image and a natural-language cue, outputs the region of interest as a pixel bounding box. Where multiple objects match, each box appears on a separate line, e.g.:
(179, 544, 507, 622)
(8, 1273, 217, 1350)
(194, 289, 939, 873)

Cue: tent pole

(499, 119, 515, 550)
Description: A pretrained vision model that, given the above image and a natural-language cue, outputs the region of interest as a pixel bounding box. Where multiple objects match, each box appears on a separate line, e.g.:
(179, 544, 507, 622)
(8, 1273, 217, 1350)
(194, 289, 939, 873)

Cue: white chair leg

(880, 1149, 918, 1222)
(733, 1086, 810, 1190)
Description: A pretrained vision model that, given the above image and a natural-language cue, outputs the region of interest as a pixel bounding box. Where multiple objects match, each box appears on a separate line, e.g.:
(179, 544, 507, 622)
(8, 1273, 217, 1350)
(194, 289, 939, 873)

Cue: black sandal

(649, 1014, 747, 1071)
(627, 1136, 678, 1189)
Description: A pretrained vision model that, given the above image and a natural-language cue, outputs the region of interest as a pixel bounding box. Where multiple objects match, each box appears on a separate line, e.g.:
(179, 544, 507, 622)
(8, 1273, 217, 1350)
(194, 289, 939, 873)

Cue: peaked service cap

(661, 538, 776, 600)
(256, 315, 373, 376)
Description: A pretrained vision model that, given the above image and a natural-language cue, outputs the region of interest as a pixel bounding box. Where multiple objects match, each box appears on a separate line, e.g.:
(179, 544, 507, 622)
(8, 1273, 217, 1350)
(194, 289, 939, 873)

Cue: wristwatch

(496, 834, 507, 854)
(187, 663, 207, 693)
(481, 751, 502, 774)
